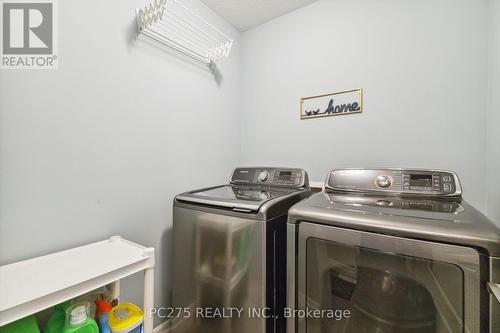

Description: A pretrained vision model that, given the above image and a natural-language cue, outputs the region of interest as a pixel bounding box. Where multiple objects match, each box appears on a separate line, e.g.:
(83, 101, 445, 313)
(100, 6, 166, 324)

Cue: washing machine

(287, 168, 500, 333)
(172, 167, 310, 333)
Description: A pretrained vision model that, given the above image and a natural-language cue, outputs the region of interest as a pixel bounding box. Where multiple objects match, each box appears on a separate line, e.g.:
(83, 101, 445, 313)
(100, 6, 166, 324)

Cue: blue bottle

(95, 299, 111, 333)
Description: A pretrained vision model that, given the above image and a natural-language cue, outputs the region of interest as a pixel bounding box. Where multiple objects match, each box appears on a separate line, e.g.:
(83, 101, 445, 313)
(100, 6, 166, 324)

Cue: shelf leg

(110, 280, 120, 306)
(144, 266, 155, 333)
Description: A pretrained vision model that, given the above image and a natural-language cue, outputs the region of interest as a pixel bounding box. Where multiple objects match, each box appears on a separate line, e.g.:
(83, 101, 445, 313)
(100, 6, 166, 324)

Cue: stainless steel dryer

(287, 168, 500, 333)
(172, 167, 310, 333)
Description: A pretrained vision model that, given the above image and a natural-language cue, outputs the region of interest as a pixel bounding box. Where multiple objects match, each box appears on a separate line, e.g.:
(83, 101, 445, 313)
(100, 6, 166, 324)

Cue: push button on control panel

(443, 183, 452, 192)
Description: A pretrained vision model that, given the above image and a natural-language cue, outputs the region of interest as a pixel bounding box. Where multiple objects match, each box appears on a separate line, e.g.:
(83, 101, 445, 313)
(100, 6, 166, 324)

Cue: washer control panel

(326, 168, 461, 197)
(230, 167, 308, 188)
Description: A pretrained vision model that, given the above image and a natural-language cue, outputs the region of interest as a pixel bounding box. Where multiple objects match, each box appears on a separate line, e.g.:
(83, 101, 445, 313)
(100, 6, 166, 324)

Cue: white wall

(487, 0, 500, 224)
(0, 0, 240, 323)
(1, 0, 499, 327)
(240, 0, 489, 211)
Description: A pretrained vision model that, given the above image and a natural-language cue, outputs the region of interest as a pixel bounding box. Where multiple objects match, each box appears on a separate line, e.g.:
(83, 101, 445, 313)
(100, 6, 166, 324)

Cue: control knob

(258, 171, 269, 182)
(375, 175, 392, 188)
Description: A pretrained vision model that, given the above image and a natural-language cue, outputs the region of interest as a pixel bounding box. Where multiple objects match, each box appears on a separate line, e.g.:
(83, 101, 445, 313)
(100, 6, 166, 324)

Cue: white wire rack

(136, 0, 233, 67)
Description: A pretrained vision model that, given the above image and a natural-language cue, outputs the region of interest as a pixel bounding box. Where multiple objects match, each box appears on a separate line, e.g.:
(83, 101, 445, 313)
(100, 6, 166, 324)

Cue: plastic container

(44, 301, 71, 333)
(72, 286, 111, 319)
(0, 315, 40, 333)
(95, 299, 112, 333)
(61, 302, 99, 333)
(109, 303, 144, 333)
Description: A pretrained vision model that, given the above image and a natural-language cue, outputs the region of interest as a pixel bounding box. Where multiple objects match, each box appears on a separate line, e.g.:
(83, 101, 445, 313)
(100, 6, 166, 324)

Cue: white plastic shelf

(0, 236, 155, 332)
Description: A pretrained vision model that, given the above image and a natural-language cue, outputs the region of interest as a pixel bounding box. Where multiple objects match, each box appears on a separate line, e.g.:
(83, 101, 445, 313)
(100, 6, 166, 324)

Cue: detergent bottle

(44, 301, 71, 333)
(0, 315, 40, 333)
(61, 302, 98, 333)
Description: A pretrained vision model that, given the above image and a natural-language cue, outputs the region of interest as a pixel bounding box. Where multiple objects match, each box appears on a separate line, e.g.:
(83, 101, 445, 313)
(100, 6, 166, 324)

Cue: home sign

(300, 88, 363, 120)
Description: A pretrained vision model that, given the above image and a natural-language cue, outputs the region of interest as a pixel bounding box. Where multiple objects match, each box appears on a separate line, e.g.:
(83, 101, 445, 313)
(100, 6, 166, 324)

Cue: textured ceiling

(200, 0, 318, 31)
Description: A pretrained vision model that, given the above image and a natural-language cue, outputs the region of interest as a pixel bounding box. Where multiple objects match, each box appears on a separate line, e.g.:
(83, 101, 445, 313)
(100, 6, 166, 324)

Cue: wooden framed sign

(300, 88, 363, 120)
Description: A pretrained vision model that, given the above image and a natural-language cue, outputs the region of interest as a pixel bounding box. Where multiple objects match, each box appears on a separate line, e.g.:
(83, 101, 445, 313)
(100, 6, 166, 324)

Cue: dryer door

(295, 223, 485, 333)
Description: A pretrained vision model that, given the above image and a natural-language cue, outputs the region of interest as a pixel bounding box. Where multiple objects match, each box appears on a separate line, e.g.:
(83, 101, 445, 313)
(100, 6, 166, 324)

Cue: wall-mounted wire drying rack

(136, 0, 233, 68)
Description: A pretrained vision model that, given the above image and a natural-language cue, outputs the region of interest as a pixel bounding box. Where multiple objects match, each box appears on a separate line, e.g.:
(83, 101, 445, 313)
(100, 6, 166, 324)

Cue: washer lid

(324, 192, 465, 217)
(176, 185, 298, 212)
(288, 192, 500, 256)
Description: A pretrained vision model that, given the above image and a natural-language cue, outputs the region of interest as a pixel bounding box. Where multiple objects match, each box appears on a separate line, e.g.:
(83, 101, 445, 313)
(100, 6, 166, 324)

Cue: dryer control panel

(326, 168, 462, 197)
(230, 167, 308, 188)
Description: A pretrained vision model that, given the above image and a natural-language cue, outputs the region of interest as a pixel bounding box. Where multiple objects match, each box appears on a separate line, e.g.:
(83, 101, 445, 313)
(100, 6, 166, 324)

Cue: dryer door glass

(305, 238, 464, 333)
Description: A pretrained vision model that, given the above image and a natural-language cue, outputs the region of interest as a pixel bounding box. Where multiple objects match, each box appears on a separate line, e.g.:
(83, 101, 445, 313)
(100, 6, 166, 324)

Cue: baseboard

(153, 319, 171, 333)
